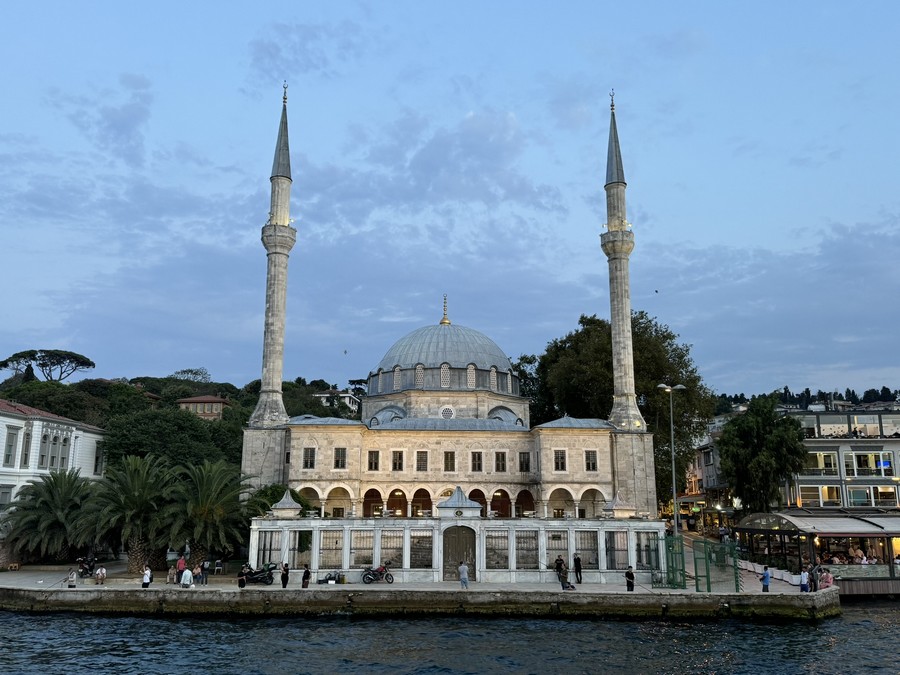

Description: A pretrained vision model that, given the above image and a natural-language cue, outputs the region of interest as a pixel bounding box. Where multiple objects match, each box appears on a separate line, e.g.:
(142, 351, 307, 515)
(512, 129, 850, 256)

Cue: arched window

(377, 369, 384, 394)
(489, 367, 497, 391)
(466, 364, 475, 389)
(415, 365, 424, 388)
(39, 434, 49, 468)
(393, 366, 401, 391)
(440, 363, 450, 388)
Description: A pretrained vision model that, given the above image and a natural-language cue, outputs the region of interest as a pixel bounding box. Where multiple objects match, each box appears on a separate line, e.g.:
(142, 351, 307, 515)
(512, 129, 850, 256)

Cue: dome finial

(283, 81, 288, 105)
(610, 88, 615, 111)
(439, 294, 451, 325)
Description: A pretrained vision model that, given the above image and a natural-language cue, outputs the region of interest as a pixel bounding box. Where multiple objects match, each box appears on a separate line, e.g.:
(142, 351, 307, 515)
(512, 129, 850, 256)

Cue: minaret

(600, 92, 646, 431)
(249, 83, 297, 427)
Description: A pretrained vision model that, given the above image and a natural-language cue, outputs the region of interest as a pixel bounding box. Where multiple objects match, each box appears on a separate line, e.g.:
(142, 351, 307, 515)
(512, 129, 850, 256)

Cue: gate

(442, 526, 476, 581)
(693, 539, 741, 592)
(651, 535, 686, 589)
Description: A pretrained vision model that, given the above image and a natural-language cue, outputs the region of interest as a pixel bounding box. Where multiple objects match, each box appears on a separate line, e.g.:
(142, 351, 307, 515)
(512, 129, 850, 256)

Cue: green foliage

(4, 469, 95, 562)
(100, 407, 223, 468)
(529, 312, 716, 505)
(0, 349, 95, 381)
(717, 395, 807, 513)
(169, 367, 212, 383)
(166, 460, 256, 564)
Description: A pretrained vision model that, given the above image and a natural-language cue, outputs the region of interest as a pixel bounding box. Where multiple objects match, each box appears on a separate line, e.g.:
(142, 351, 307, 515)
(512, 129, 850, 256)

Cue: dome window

(393, 366, 401, 391)
(370, 417, 379, 427)
(415, 364, 424, 388)
(466, 364, 475, 389)
(490, 367, 497, 391)
(441, 406, 455, 419)
(440, 363, 450, 388)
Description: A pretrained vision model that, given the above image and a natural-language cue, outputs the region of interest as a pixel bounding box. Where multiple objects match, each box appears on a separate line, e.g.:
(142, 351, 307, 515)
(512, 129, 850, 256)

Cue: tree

(100, 408, 222, 468)
(529, 312, 716, 506)
(3, 469, 94, 562)
(169, 367, 212, 383)
(717, 395, 807, 513)
(165, 460, 257, 566)
(0, 349, 95, 381)
(89, 455, 178, 573)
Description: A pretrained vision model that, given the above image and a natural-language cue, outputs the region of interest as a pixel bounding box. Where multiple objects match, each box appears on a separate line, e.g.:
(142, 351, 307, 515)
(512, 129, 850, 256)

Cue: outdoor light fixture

(658, 383, 687, 535)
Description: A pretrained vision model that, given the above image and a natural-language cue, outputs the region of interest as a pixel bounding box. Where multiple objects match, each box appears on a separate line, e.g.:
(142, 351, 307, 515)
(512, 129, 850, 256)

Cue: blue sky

(2, 2, 899, 398)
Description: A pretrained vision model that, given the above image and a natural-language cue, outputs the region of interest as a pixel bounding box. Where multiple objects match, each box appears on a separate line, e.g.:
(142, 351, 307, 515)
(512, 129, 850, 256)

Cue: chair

(214, 560, 223, 575)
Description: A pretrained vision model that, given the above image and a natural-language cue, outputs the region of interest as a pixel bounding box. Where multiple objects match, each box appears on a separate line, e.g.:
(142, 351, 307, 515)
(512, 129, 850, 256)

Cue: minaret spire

(249, 85, 297, 427)
(600, 94, 646, 430)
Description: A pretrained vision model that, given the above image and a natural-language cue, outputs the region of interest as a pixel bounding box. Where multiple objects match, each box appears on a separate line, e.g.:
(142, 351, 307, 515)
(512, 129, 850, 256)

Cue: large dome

(373, 323, 512, 373)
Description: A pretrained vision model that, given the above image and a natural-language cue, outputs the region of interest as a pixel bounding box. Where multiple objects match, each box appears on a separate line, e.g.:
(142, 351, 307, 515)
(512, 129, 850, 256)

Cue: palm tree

(167, 460, 254, 567)
(4, 469, 94, 563)
(90, 454, 177, 574)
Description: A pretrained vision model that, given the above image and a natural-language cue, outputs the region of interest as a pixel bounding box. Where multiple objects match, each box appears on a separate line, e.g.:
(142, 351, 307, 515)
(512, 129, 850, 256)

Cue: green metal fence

(651, 535, 686, 589)
(692, 538, 741, 592)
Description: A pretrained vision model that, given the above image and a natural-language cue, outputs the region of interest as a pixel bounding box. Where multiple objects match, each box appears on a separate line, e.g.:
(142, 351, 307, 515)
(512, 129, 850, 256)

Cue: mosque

(242, 87, 666, 584)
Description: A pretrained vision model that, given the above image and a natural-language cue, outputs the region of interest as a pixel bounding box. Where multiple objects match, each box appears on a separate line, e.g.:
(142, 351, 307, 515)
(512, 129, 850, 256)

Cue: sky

(2, 2, 899, 399)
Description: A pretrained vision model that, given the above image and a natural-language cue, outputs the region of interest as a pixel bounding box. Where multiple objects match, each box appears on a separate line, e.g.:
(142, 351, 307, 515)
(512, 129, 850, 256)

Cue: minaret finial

(439, 294, 451, 325)
(610, 89, 615, 111)
(283, 81, 288, 105)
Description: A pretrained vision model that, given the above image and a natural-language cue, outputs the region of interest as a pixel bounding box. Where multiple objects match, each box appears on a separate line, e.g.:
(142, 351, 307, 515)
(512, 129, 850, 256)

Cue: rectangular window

(332, 507, 344, 517)
(802, 450, 839, 476)
(486, 530, 509, 569)
(584, 450, 597, 472)
(546, 530, 568, 570)
(471, 451, 483, 472)
(553, 449, 566, 472)
(495, 451, 507, 473)
(635, 532, 660, 570)
(319, 529, 343, 569)
(93, 444, 104, 476)
(703, 450, 713, 466)
(0, 486, 13, 511)
(874, 486, 898, 507)
(368, 450, 380, 471)
(605, 531, 629, 570)
(515, 530, 539, 570)
(350, 530, 374, 568)
(256, 530, 282, 569)
(20, 432, 30, 468)
(416, 450, 428, 472)
(302, 447, 316, 469)
(519, 451, 531, 473)
(333, 447, 347, 470)
(444, 451, 456, 472)
(380, 530, 403, 566)
(392, 451, 404, 472)
(288, 530, 313, 569)
(410, 530, 433, 568)
(799, 485, 823, 508)
(3, 427, 19, 467)
(38, 434, 48, 469)
(574, 531, 599, 569)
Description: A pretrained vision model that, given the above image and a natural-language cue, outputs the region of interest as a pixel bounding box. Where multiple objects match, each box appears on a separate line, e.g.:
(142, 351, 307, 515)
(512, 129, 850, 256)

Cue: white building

(0, 399, 105, 508)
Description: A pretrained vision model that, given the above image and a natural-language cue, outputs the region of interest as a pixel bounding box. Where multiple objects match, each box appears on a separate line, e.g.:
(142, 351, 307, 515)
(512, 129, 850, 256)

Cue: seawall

(0, 585, 841, 621)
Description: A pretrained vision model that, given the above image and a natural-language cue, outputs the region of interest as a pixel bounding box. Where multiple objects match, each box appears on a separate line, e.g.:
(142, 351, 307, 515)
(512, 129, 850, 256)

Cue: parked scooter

(362, 562, 393, 584)
(76, 556, 96, 578)
(240, 562, 276, 585)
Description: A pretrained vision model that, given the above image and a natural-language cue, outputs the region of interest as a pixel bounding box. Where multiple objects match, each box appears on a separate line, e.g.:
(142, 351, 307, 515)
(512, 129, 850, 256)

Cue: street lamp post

(658, 383, 686, 535)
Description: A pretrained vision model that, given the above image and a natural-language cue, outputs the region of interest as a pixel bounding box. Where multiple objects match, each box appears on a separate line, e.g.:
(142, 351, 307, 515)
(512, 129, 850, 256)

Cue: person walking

(301, 564, 311, 589)
(281, 562, 290, 589)
(573, 553, 583, 584)
(458, 561, 469, 590)
(759, 565, 771, 592)
(141, 565, 152, 589)
(625, 566, 635, 592)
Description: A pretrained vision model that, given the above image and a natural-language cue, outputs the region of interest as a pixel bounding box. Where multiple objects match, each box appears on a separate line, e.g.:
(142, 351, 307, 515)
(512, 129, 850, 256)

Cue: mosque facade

(242, 89, 666, 584)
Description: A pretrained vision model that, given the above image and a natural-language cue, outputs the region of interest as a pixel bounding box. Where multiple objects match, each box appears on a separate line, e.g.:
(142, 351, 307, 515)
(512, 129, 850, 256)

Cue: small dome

(373, 323, 511, 373)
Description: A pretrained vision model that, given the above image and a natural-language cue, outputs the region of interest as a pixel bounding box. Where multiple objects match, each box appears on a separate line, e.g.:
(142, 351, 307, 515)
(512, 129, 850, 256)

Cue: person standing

(799, 568, 809, 593)
(458, 560, 469, 590)
(176, 554, 187, 582)
(181, 567, 193, 589)
(301, 564, 311, 589)
(281, 562, 290, 589)
(201, 559, 210, 586)
(625, 566, 635, 592)
(95, 565, 107, 585)
(141, 565, 152, 589)
(759, 565, 771, 592)
(573, 553, 583, 584)
(559, 563, 574, 590)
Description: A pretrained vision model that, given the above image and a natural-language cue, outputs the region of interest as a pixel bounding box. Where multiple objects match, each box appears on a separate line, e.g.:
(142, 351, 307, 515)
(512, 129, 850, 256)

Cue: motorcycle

(362, 563, 393, 584)
(76, 556, 96, 578)
(240, 562, 276, 585)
